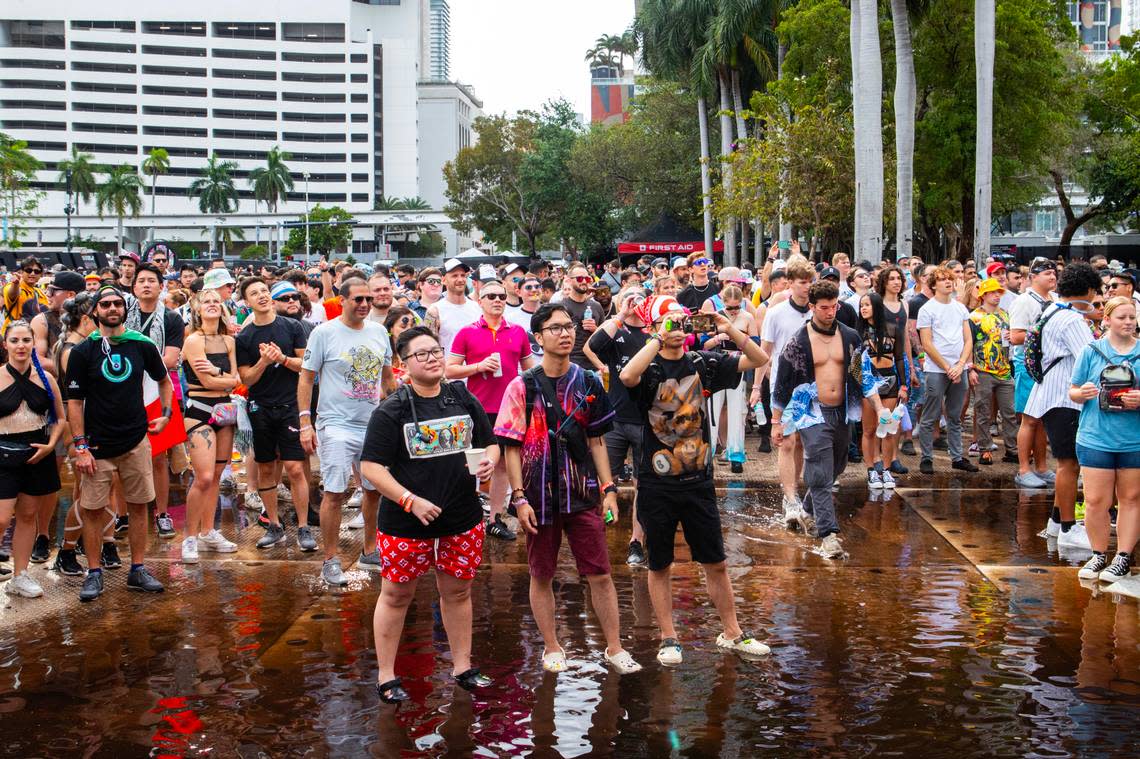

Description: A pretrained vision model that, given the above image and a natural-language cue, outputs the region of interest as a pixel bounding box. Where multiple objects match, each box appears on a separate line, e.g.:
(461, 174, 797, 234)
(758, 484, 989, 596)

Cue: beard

(95, 311, 124, 328)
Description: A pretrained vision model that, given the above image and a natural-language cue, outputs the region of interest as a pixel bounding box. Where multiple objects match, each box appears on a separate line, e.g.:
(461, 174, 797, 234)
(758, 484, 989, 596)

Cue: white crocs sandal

(542, 649, 568, 673)
(604, 648, 643, 675)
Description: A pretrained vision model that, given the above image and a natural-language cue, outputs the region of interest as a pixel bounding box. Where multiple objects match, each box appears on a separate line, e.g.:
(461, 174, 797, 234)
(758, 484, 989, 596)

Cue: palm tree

(852, 0, 885, 263)
(891, 0, 917, 263)
(973, 0, 996, 268)
(142, 147, 170, 239)
(95, 164, 143, 254)
(189, 154, 239, 251)
(249, 146, 294, 259)
(56, 146, 98, 207)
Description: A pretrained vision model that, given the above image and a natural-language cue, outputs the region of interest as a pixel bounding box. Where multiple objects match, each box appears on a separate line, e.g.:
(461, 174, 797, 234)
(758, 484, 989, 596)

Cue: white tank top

(435, 297, 483, 354)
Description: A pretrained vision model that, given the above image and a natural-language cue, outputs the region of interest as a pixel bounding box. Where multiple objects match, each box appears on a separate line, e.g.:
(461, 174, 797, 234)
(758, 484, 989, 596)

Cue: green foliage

(95, 164, 143, 221)
(189, 155, 239, 216)
(401, 232, 446, 258)
(249, 146, 293, 212)
(240, 244, 268, 260)
(283, 205, 354, 256)
(56, 146, 99, 204)
(0, 133, 43, 246)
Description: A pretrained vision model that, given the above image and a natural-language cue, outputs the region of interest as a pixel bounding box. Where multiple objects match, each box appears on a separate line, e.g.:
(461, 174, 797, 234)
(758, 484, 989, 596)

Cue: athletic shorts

(1076, 443, 1140, 470)
(80, 438, 154, 510)
(250, 403, 305, 463)
(637, 484, 726, 571)
(526, 507, 611, 580)
(378, 522, 484, 583)
(317, 425, 375, 494)
(604, 421, 643, 477)
(0, 430, 61, 499)
(1013, 357, 1033, 415)
(1042, 407, 1079, 461)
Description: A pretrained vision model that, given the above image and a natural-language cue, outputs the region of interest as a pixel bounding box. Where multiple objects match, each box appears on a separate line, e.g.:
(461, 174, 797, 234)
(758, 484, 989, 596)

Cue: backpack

(521, 366, 591, 462)
(1024, 304, 1066, 383)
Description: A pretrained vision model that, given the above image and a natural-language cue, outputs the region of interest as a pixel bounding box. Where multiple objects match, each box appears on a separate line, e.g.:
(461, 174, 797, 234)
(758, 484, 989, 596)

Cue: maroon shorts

(526, 508, 611, 580)
(378, 522, 484, 583)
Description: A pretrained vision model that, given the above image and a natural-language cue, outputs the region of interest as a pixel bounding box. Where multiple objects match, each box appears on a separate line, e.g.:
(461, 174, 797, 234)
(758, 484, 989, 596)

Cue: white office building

(0, 0, 478, 255)
(418, 79, 481, 253)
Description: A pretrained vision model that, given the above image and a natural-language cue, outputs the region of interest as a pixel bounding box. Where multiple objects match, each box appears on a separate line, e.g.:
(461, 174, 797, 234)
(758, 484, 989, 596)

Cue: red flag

(144, 373, 187, 457)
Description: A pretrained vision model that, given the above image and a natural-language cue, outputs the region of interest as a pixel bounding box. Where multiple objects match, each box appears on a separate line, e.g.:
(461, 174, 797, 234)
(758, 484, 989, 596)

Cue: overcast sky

(450, 0, 636, 118)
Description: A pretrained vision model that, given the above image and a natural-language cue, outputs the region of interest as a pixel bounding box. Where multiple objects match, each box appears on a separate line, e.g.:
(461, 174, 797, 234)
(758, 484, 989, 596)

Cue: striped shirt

(1024, 303, 1093, 418)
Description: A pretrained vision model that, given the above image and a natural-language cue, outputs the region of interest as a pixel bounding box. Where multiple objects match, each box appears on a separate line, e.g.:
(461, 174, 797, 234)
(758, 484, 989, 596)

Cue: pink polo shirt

(450, 316, 532, 413)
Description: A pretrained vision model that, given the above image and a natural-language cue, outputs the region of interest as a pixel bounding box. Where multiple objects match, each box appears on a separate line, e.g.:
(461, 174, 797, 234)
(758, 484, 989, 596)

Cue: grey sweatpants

(973, 371, 1017, 453)
(799, 405, 848, 539)
(919, 371, 968, 460)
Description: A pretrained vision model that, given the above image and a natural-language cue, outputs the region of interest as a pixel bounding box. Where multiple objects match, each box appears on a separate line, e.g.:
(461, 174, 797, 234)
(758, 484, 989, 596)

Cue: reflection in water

(0, 488, 1137, 755)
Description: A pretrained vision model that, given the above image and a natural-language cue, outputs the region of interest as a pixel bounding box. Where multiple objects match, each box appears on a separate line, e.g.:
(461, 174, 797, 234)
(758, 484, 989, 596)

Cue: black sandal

(454, 668, 493, 691)
(376, 678, 409, 704)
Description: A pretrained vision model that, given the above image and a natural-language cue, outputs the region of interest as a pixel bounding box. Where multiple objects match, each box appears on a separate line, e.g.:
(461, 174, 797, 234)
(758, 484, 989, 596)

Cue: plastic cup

(465, 447, 485, 475)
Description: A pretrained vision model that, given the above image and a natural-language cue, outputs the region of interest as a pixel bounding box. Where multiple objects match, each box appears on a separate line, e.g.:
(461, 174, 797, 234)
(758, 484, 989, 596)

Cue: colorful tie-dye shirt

(494, 364, 614, 525)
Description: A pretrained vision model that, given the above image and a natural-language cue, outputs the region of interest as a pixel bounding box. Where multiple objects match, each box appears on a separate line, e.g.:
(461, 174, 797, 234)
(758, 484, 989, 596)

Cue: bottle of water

(876, 407, 904, 438)
(753, 402, 767, 425)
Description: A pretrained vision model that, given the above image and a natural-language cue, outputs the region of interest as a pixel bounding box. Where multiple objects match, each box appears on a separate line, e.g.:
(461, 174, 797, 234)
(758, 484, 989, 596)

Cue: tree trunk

(117, 215, 124, 254)
(891, 0, 916, 264)
(698, 94, 715, 259)
(719, 72, 738, 267)
(150, 176, 157, 241)
(856, 0, 885, 264)
(777, 43, 793, 244)
(1051, 169, 1104, 258)
(850, 4, 863, 257)
(973, 0, 996, 270)
(960, 183, 975, 263)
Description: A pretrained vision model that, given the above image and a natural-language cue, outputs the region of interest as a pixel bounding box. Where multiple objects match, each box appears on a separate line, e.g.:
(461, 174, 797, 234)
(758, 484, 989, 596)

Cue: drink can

(602, 367, 611, 392)
(490, 352, 502, 377)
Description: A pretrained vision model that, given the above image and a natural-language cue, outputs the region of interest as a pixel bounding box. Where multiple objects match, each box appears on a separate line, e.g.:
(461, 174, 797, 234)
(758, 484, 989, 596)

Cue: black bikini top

(0, 364, 51, 418)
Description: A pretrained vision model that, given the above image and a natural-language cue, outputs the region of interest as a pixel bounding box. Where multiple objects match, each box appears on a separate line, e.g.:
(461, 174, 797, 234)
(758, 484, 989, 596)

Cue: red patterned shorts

(377, 522, 485, 583)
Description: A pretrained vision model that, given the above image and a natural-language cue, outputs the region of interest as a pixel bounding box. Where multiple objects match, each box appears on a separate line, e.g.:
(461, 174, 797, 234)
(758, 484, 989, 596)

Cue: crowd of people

(0, 241, 1137, 700)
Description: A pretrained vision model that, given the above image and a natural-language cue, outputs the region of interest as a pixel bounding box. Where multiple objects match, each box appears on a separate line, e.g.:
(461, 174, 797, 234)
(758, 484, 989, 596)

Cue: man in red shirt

(447, 279, 537, 540)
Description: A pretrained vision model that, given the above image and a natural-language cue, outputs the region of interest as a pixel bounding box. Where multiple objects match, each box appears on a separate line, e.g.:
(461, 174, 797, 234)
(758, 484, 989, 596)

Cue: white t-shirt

(998, 290, 1017, 313)
(1007, 290, 1050, 361)
(1024, 304, 1092, 418)
(762, 299, 812, 381)
(916, 298, 969, 374)
(305, 300, 327, 325)
(434, 297, 483, 354)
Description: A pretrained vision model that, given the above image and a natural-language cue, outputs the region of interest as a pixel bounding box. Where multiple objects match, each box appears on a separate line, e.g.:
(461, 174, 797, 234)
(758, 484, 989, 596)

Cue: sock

(89, 567, 102, 575)
(1051, 507, 1061, 523)
(1061, 521, 1075, 532)
(130, 563, 144, 572)
(1092, 550, 1105, 557)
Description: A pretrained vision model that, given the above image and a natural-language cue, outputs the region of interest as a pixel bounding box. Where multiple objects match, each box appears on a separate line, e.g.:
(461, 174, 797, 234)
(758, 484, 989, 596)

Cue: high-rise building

(426, 0, 450, 82)
(418, 80, 481, 253)
(1068, 1, 1136, 61)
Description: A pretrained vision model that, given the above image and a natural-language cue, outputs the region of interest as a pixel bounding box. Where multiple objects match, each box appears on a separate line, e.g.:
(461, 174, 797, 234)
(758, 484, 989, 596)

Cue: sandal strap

(659, 637, 681, 650)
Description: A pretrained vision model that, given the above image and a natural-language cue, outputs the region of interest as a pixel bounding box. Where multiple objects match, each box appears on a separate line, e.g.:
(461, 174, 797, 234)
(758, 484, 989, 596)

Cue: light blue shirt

(1071, 337, 1140, 452)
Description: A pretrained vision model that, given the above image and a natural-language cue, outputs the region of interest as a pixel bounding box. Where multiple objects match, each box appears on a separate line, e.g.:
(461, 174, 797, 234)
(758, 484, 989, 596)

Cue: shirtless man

(771, 280, 886, 559)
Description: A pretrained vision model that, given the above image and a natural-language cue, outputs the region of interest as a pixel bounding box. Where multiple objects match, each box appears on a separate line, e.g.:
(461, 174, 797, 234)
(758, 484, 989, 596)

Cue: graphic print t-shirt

(969, 307, 1011, 379)
(494, 364, 614, 526)
(65, 335, 168, 459)
(302, 319, 391, 430)
(362, 382, 493, 539)
(631, 350, 743, 489)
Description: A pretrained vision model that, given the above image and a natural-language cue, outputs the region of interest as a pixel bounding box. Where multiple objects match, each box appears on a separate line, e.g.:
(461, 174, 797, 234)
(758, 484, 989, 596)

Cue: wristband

(300, 424, 313, 432)
(72, 434, 88, 444)
(298, 410, 312, 417)
(601, 482, 617, 495)
(74, 443, 89, 452)
(161, 406, 171, 418)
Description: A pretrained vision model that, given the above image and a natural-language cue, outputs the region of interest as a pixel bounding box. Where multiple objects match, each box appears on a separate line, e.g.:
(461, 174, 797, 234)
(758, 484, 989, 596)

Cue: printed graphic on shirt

(648, 374, 710, 476)
(344, 345, 383, 400)
(101, 353, 132, 383)
(402, 413, 473, 458)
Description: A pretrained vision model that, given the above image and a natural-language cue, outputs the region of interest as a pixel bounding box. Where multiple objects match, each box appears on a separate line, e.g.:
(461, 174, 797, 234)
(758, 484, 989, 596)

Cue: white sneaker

(346, 489, 364, 509)
(782, 495, 807, 532)
(881, 470, 896, 489)
(1057, 522, 1092, 551)
(820, 533, 846, 559)
(1078, 553, 1109, 579)
(868, 470, 883, 489)
(656, 638, 683, 666)
(198, 529, 238, 553)
(5, 569, 43, 598)
(1015, 472, 1049, 489)
(181, 536, 199, 564)
(277, 483, 292, 502)
(347, 511, 365, 530)
(1039, 517, 1061, 539)
(243, 491, 265, 513)
(715, 632, 771, 657)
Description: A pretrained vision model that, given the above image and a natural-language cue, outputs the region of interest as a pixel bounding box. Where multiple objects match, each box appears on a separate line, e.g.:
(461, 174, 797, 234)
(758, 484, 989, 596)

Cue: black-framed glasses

(481, 292, 507, 301)
(349, 295, 374, 304)
(541, 323, 575, 335)
(424, 278, 442, 286)
(403, 347, 445, 363)
(152, 258, 167, 264)
(23, 267, 42, 275)
(275, 294, 300, 303)
(97, 299, 125, 309)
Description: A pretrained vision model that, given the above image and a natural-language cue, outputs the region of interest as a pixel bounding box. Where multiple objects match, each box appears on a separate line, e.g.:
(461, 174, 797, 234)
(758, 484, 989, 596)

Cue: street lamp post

(303, 171, 311, 265)
(63, 170, 74, 256)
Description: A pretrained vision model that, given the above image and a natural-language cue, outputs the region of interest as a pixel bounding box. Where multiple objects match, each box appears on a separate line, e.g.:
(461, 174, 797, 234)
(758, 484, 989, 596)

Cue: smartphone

(690, 313, 716, 334)
(778, 240, 791, 250)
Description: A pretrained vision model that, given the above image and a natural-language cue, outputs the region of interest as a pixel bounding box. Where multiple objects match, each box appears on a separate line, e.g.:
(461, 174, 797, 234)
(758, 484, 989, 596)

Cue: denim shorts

(1076, 443, 1140, 470)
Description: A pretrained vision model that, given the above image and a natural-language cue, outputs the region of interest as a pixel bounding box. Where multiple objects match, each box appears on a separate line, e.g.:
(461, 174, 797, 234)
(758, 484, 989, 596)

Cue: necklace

(691, 281, 711, 293)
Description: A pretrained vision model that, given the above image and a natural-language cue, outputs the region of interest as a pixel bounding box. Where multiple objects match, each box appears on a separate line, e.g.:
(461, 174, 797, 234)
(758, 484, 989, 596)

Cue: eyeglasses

(275, 294, 300, 303)
(1110, 282, 1129, 289)
(481, 292, 507, 301)
(724, 306, 741, 313)
(424, 278, 442, 286)
(403, 347, 445, 363)
(349, 295, 374, 304)
(23, 267, 42, 275)
(511, 277, 524, 284)
(540, 323, 575, 335)
(1091, 301, 1105, 309)
(521, 284, 540, 291)
(573, 276, 593, 284)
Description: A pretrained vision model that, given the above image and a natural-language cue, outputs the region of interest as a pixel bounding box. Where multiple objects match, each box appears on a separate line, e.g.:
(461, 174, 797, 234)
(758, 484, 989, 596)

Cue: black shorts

(249, 402, 305, 463)
(636, 484, 726, 571)
(1042, 406, 1079, 461)
(0, 430, 61, 499)
(605, 421, 643, 477)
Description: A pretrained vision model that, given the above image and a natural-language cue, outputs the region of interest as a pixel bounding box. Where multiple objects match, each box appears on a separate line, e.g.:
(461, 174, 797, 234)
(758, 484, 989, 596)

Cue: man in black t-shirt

(586, 287, 650, 566)
(67, 285, 172, 603)
(360, 326, 498, 703)
(620, 294, 772, 666)
(676, 256, 718, 311)
(560, 263, 604, 368)
(235, 277, 314, 551)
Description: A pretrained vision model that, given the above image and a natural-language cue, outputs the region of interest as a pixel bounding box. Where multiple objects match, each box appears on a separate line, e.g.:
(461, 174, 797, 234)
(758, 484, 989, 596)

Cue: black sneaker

(101, 541, 123, 569)
(53, 547, 84, 576)
(1001, 451, 1020, 464)
(888, 459, 909, 475)
(1100, 552, 1133, 582)
(256, 522, 287, 549)
(127, 566, 165, 593)
(30, 534, 51, 563)
(757, 437, 771, 454)
(79, 571, 104, 602)
(114, 514, 130, 534)
(952, 458, 979, 473)
(933, 438, 949, 451)
(156, 513, 176, 539)
(730, 461, 744, 474)
(899, 440, 917, 456)
(919, 458, 934, 475)
(617, 464, 633, 483)
(626, 539, 646, 567)
(487, 514, 516, 541)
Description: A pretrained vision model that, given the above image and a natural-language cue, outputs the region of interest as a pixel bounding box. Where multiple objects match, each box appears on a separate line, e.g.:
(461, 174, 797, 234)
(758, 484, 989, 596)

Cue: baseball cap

(271, 281, 299, 300)
(501, 262, 522, 276)
(118, 251, 140, 264)
(977, 278, 1004, 297)
(652, 257, 669, 268)
(477, 263, 498, 283)
(671, 257, 688, 270)
(443, 258, 471, 274)
(819, 266, 841, 281)
(1030, 258, 1057, 274)
(985, 262, 1006, 277)
(49, 271, 85, 293)
(202, 269, 236, 290)
(84, 272, 101, 283)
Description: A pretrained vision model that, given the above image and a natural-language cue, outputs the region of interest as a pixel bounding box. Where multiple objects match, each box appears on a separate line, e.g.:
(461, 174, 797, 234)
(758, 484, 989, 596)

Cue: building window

(143, 105, 207, 118)
(24, 140, 66, 150)
(148, 145, 207, 157)
(212, 22, 276, 40)
(71, 81, 134, 93)
(213, 49, 276, 60)
(4, 79, 66, 90)
(282, 52, 344, 63)
(142, 85, 207, 97)
(3, 99, 66, 111)
(1, 120, 66, 131)
(0, 60, 65, 70)
(282, 72, 345, 82)
(143, 125, 207, 137)
(351, 153, 368, 162)
(213, 68, 276, 80)
(142, 45, 207, 57)
(288, 152, 346, 162)
(351, 93, 368, 103)
(350, 53, 368, 63)
(282, 92, 344, 103)
(72, 61, 138, 74)
(351, 73, 368, 83)
(214, 128, 277, 141)
(73, 41, 137, 54)
(352, 193, 370, 203)
(3, 21, 65, 49)
(74, 143, 137, 155)
(351, 133, 368, 143)
(71, 21, 135, 33)
(73, 122, 137, 134)
(142, 22, 207, 37)
(74, 102, 137, 114)
(281, 23, 345, 43)
(291, 173, 346, 182)
(352, 173, 370, 182)
(143, 65, 207, 77)
(213, 88, 276, 100)
(282, 112, 345, 122)
(213, 108, 276, 121)
(351, 113, 368, 123)
(214, 148, 268, 160)
(282, 132, 346, 142)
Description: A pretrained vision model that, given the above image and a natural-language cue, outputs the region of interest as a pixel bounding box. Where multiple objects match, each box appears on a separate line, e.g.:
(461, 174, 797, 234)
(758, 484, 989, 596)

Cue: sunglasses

(23, 267, 42, 275)
(424, 278, 442, 286)
(152, 258, 167, 264)
(573, 276, 593, 284)
(521, 284, 540, 291)
(349, 295, 374, 304)
(97, 300, 126, 309)
(481, 292, 507, 301)
(511, 277, 523, 284)
(397, 316, 414, 328)
(275, 294, 300, 303)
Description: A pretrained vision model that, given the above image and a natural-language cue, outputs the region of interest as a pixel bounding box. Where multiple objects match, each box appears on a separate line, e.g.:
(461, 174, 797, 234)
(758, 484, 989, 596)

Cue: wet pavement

(1, 457, 1139, 757)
